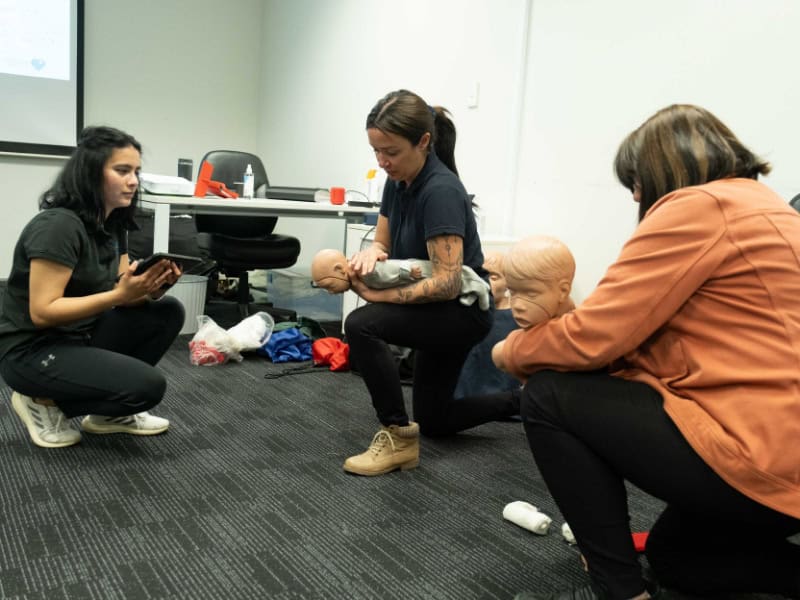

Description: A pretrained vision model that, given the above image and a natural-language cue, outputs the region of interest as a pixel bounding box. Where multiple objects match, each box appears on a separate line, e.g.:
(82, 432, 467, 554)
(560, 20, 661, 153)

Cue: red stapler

(193, 161, 239, 198)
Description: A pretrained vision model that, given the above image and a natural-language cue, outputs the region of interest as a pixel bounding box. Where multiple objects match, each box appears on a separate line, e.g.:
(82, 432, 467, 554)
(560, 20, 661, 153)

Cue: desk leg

(343, 216, 375, 253)
(152, 203, 171, 252)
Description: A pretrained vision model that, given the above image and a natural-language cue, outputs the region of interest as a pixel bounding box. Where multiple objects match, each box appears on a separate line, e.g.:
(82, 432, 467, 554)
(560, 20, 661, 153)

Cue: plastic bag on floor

(189, 315, 239, 366)
(227, 311, 275, 353)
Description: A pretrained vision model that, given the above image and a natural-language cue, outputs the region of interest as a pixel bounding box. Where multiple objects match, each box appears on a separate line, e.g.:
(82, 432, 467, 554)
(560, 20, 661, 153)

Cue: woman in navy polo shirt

(0, 126, 184, 448)
(343, 89, 519, 476)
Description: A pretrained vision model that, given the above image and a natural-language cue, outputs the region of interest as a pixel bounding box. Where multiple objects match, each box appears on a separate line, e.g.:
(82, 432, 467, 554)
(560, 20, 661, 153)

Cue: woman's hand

(118, 259, 181, 302)
(349, 245, 388, 277)
(146, 260, 182, 300)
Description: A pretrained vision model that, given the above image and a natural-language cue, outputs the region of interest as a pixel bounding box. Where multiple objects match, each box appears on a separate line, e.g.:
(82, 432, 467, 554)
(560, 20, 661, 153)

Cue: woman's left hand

(147, 261, 182, 299)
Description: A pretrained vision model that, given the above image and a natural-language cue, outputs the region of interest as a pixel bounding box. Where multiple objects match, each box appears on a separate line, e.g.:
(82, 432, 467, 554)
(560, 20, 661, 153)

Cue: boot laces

(368, 429, 396, 455)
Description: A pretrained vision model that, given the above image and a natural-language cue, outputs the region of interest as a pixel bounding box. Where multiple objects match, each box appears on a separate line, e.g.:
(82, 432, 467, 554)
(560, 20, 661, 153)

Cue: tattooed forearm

(390, 235, 464, 304)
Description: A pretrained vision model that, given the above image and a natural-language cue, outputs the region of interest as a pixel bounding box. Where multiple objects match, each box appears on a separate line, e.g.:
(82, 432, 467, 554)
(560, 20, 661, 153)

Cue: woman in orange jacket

(504, 105, 800, 600)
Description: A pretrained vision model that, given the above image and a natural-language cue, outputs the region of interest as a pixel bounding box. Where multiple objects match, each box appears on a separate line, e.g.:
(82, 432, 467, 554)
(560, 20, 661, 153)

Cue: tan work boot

(343, 422, 420, 476)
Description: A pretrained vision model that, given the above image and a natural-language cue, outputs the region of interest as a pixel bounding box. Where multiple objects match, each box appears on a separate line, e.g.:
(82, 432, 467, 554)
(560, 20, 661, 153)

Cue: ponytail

(430, 106, 458, 176)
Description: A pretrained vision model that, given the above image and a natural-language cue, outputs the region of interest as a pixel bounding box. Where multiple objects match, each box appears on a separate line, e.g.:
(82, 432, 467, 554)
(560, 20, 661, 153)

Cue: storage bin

(165, 274, 208, 335)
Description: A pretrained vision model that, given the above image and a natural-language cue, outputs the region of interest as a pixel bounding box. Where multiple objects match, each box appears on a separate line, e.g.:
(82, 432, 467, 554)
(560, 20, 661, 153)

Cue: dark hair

(366, 89, 458, 175)
(614, 104, 771, 221)
(40, 125, 142, 232)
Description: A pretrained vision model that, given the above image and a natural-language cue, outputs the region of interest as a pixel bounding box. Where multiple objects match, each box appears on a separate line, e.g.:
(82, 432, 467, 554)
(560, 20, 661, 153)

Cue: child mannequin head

(483, 251, 510, 310)
(311, 248, 351, 293)
(503, 235, 575, 329)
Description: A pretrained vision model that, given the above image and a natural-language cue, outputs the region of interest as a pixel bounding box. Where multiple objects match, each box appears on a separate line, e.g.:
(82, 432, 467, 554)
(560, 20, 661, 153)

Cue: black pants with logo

(0, 297, 184, 418)
(521, 369, 800, 600)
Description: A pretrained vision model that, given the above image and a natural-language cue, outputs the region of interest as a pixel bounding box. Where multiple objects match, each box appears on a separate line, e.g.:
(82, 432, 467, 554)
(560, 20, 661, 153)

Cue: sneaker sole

(342, 458, 419, 476)
(11, 392, 81, 449)
(80, 418, 169, 436)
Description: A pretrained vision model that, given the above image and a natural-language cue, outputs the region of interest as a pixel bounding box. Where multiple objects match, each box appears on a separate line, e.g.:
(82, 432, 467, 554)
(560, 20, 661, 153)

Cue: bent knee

(520, 370, 563, 420)
(124, 369, 167, 412)
(154, 295, 185, 326)
(344, 307, 374, 340)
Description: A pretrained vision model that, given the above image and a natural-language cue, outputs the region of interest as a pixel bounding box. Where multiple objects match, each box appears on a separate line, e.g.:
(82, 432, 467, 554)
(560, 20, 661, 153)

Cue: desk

(139, 194, 378, 253)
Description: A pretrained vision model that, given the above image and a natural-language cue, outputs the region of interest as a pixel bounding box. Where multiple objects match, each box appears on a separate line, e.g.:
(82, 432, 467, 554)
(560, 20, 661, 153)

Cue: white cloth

(227, 311, 275, 353)
(561, 522, 576, 544)
(502, 501, 552, 535)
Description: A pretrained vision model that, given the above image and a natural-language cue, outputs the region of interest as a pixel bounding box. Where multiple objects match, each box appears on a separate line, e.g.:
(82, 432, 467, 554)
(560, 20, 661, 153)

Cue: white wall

(257, 0, 800, 298)
(84, 0, 264, 175)
(515, 0, 800, 300)
(0, 0, 264, 276)
(2, 0, 799, 294)
(257, 0, 530, 269)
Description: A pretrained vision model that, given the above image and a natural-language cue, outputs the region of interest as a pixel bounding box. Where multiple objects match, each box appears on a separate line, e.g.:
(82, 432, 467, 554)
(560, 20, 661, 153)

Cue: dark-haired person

(0, 126, 185, 448)
(502, 105, 800, 600)
(343, 89, 518, 476)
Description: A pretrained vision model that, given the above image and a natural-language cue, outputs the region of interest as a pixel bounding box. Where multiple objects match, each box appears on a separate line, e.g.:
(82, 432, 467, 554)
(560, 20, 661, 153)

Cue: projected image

(0, 0, 70, 80)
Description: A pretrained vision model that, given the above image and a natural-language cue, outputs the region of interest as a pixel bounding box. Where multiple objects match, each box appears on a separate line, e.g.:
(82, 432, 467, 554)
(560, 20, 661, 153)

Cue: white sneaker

(81, 411, 169, 436)
(11, 391, 81, 448)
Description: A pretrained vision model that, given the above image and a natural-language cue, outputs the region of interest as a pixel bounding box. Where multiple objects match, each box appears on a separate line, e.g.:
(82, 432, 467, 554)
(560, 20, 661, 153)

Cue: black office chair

(195, 150, 301, 321)
(790, 193, 800, 213)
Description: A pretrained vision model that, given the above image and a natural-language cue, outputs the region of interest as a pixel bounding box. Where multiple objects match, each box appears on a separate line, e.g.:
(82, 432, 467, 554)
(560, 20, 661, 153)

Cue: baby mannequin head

(311, 248, 352, 293)
(483, 250, 510, 310)
(503, 235, 575, 329)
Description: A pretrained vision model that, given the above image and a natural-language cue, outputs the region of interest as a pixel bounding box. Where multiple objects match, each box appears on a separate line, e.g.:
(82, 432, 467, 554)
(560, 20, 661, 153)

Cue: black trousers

(522, 370, 800, 599)
(0, 297, 184, 418)
(345, 300, 518, 436)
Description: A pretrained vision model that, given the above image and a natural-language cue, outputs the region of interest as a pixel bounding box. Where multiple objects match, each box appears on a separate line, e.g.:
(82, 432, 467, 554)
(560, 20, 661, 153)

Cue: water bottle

(365, 169, 377, 204)
(242, 163, 254, 198)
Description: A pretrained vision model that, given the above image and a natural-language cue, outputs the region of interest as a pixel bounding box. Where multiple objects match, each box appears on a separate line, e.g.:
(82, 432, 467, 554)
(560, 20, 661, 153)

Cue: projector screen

(0, 0, 84, 156)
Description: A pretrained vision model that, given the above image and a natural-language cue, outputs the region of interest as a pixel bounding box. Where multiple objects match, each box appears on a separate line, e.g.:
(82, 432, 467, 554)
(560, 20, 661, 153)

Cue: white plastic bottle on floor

(242, 163, 254, 198)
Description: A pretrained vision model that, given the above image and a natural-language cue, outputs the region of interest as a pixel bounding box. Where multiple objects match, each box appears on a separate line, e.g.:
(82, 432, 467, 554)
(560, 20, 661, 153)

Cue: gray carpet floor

(0, 329, 671, 600)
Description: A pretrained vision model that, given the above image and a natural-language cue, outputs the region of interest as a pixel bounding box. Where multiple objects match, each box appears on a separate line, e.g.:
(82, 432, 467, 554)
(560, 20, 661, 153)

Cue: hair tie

(428, 105, 437, 120)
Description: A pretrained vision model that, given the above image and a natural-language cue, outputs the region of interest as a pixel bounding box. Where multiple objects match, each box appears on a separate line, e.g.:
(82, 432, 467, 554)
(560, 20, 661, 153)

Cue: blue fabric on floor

(258, 327, 312, 363)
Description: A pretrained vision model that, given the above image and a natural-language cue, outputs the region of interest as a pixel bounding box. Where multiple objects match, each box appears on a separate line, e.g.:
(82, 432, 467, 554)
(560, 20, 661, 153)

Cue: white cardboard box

(139, 173, 195, 196)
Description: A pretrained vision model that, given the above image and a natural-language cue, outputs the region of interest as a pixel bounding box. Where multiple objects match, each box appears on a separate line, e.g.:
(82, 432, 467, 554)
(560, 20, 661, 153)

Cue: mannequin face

(311, 250, 351, 294)
(506, 276, 569, 329)
(486, 267, 508, 307)
(367, 128, 430, 186)
(313, 275, 351, 294)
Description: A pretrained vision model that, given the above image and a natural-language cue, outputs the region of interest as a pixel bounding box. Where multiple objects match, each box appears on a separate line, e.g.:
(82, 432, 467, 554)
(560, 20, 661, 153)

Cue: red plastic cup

(330, 187, 345, 205)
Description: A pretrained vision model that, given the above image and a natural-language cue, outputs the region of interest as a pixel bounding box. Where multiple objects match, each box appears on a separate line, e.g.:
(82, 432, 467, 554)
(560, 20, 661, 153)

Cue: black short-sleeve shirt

(379, 153, 486, 277)
(0, 208, 126, 358)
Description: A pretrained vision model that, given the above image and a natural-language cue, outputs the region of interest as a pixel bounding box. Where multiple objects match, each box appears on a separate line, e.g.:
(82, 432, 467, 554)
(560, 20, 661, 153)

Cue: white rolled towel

(502, 501, 552, 535)
(562, 522, 576, 544)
